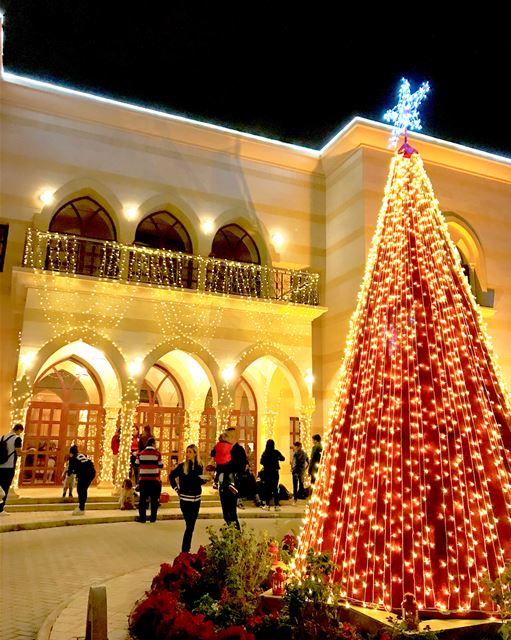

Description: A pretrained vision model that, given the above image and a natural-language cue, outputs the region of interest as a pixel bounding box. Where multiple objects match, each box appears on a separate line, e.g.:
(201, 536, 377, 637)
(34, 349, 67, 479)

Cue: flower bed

(128, 525, 393, 639)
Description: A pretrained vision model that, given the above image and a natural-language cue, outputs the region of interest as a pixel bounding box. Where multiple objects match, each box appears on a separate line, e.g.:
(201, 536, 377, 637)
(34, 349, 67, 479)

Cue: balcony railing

(22, 228, 320, 306)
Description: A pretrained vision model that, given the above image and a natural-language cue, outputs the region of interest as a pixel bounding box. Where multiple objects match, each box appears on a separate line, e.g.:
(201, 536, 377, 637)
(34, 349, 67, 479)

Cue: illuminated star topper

(383, 77, 430, 148)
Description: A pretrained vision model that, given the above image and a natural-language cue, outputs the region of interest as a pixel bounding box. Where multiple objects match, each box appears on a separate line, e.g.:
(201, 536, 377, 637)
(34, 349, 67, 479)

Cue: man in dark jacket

(291, 441, 309, 503)
(308, 434, 323, 485)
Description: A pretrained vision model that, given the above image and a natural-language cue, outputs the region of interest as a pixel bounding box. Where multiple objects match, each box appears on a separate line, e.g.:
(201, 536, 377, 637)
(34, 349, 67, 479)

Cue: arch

(210, 209, 272, 267)
(21, 330, 125, 404)
(444, 212, 494, 306)
(134, 210, 193, 253)
(22, 357, 105, 486)
(234, 343, 310, 408)
(49, 196, 117, 241)
(36, 179, 122, 237)
(134, 193, 200, 251)
(444, 212, 488, 289)
(141, 338, 221, 407)
(211, 223, 261, 264)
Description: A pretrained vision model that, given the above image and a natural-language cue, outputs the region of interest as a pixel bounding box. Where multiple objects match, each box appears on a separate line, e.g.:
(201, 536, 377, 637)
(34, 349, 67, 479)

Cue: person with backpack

(0, 424, 25, 515)
(68, 444, 96, 516)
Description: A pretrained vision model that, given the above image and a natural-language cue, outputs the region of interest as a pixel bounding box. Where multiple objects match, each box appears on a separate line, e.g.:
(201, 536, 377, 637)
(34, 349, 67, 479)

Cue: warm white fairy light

(271, 231, 285, 250)
(124, 206, 138, 221)
(39, 190, 55, 205)
(200, 218, 215, 235)
(19, 224, 321, 489)
(290, 146, 511, 617)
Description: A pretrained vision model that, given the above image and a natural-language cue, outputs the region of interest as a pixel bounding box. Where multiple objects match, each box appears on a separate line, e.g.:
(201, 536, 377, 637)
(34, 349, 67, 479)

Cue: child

(119, 478, 136, 510)
(210, 431, 233, 489)
(61, 457, 75, 499)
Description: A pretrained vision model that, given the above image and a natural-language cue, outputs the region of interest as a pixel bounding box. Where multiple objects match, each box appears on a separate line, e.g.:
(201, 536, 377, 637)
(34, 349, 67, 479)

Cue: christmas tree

(291, 80, 511, 617)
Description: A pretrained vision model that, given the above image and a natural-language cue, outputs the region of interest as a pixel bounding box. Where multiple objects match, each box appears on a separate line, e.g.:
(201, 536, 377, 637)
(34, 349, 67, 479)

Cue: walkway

(0, 508, 304, 640)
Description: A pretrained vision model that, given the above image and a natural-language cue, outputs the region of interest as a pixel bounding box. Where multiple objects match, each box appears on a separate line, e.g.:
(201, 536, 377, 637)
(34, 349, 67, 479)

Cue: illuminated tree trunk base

(291, 149, 511, 618)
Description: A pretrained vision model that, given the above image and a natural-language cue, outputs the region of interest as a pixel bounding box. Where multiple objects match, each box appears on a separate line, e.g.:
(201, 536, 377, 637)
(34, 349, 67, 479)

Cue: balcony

(22, 228, 320, 306)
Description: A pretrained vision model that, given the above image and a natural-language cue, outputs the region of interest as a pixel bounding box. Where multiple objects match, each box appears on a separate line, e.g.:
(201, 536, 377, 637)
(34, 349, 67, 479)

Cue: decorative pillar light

(98, 406, 121, 486)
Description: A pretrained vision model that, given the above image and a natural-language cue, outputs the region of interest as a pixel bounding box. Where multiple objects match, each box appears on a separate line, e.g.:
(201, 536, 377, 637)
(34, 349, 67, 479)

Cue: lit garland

(263, 410, 278, 441)
(19, 227, 321, 483)
(115, 380, 138, 490)
(299, 400, 315, 455)
(185, 409, 202, 447)
(290, 147, 511, 617)
(98, 406, 121, 486)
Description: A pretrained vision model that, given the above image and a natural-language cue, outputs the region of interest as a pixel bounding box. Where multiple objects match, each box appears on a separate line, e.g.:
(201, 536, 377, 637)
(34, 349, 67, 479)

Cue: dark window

(49, 197, 116, 240)
(134, 211, 192, 253)
(211, 224, 260, 264)
(0, 224, 8, 272)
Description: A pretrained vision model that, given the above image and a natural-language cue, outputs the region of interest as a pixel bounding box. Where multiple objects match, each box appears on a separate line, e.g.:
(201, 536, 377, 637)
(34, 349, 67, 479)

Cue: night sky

(1, 1, 509, 156)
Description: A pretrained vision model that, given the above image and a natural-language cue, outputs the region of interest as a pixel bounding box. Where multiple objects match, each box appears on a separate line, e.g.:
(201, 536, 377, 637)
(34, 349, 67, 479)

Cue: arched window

(47, 197, 117, 277)
(49, 196, 116, 240)
(211, 224, 260, 264)
(134, 211, 193, 253)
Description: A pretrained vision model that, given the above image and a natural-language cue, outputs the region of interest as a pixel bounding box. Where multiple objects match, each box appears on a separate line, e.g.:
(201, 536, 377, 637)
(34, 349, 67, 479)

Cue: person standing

(111, 427, 121, 483)
(291, 441, 309, 504)
(68, 445, 96, 515)
(135, 437, 163, 523)
(218, 427, 247, 529)
(260, 439, 285, 511)
(308, 433, 323, 485)
(130, 425, 140, 484)
(169, 444, 207, 552)
(0, 424, 25, 515)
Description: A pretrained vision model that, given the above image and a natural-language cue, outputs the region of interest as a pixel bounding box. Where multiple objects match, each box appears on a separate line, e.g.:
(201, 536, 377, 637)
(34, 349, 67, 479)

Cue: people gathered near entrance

(169, 444, 208, 552)
(135, 437, 163, 523)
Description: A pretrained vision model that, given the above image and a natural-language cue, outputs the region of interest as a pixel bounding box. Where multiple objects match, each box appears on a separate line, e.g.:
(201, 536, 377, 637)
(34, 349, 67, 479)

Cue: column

(115, 382, 139, 492)
(97, 406, 120, 488)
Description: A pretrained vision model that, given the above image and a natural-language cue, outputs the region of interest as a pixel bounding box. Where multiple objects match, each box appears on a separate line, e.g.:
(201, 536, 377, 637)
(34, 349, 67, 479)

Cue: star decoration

(384, 78, 430, 148)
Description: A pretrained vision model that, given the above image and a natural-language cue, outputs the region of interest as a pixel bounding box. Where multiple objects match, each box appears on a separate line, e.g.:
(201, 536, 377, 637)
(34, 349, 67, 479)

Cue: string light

(18, 226, 321, 479)
(290, 145, 511, 618)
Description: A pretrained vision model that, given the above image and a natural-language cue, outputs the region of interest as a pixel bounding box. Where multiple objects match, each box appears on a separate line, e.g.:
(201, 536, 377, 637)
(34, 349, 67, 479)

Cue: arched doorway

(230, 378, 258, 468)
(135, 365, 185, 470)
(22, 359, 104, 486)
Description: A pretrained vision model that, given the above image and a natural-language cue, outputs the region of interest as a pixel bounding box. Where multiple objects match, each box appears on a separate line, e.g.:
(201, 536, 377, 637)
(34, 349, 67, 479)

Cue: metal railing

(23, 228, 320, 305)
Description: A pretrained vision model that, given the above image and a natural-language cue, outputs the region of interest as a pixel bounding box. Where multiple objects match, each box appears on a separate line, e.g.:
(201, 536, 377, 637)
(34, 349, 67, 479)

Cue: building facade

(1, 50, 510, 490)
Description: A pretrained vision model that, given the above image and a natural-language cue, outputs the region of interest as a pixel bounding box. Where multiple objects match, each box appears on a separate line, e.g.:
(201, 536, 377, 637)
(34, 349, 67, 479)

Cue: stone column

(97, 406, 120, 488)
(263, 410, 278, 442)
(185, 408, 202, 447)
(299, 400, 315, 456)
(114, 382, 139, 492)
